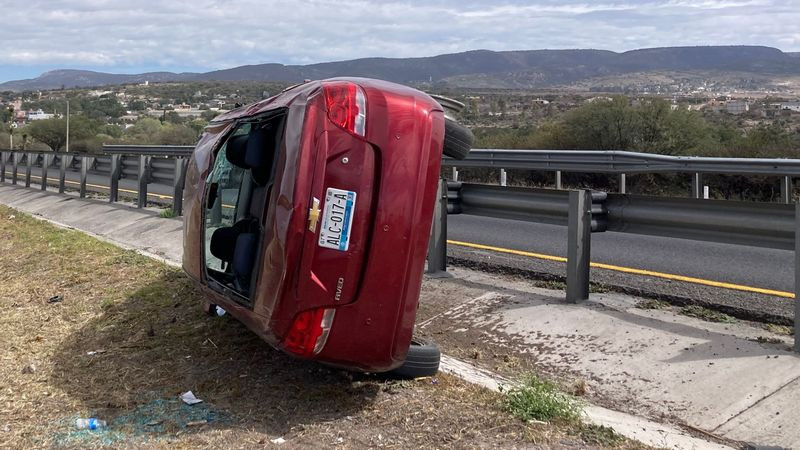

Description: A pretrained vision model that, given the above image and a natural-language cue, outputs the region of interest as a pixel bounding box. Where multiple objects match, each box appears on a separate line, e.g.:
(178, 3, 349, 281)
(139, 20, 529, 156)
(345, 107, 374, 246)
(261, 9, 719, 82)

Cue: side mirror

(206, 182, 219, 209)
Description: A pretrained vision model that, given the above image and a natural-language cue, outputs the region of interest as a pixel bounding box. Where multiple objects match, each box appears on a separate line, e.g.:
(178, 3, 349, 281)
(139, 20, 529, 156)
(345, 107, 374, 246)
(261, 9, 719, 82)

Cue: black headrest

(226, 134, 249, 169)
(210, 227, 239, 263)
(232, 232, 258, 290)
(245, 127, 270, 169)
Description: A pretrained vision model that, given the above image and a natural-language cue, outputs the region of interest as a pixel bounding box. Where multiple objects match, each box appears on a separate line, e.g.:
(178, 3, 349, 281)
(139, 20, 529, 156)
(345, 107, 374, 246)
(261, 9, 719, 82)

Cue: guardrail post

(79, 156, 89, 198)
(58, 154, 67, 193)
(426, 178, 450, 278)
(137, 155, 149, 208)
(796, 201, 800, 352)
(452, 167, 459, 182)
(172, 157, 187, 216)
(499, 169, 507, 187)
(781, 176, 792, 205)
(567, 190, 592, 303)
(618, 173, 626, 194)
(40, 153, 48, 190)
(24, 152, 32, 187)
(11, 152, 18, 185)
(691, 173, 702, 199)
(556, 170, 563, 190)
(0, 151, 6, 183)
(109, 154, 120, 202)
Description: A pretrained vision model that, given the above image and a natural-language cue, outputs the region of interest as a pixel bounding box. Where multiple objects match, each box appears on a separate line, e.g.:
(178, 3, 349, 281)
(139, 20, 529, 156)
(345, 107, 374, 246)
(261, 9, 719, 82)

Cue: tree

(26, 116, 95, 151)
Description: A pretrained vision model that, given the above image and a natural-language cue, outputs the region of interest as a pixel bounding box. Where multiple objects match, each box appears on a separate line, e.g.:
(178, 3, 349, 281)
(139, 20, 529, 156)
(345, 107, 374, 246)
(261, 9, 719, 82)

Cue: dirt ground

(0, 206, 650, 449)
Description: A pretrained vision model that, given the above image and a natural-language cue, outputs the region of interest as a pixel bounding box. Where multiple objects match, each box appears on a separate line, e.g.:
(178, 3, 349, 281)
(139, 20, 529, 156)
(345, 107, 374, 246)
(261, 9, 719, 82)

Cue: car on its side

(182, 78, 472, 376)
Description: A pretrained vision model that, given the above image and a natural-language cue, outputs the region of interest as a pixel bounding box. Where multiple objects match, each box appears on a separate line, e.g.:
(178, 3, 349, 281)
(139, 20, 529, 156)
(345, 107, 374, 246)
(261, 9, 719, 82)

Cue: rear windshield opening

(202, 111, 287, 303)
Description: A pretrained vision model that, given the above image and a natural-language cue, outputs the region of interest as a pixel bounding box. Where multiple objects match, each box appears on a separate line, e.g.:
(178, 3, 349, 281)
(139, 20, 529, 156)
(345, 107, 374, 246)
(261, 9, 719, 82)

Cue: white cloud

(0, 0, 798, 81)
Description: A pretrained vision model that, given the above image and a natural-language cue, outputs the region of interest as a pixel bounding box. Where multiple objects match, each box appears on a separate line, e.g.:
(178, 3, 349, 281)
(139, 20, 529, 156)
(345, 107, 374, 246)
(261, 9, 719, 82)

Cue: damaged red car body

(182, 78, 447, 373)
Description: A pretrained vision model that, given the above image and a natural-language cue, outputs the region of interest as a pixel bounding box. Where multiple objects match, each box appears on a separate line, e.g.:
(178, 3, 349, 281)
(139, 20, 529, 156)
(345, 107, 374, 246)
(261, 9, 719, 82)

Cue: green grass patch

(158, 208, 177, 219)
(502, 374, 582, 423)
(679, 305, 736, 323)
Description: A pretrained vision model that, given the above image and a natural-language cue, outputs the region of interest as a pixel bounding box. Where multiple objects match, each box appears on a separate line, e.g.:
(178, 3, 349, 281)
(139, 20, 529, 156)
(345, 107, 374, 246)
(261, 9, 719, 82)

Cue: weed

(502, 374, 581, 423)
(159, 208, 177, 219)
(765, 323, 793, 336)
(112, 250, 150, 266)
(635, 299, 671, 310)
(579, 424, 625, 446)
(679, 305, 736, 323)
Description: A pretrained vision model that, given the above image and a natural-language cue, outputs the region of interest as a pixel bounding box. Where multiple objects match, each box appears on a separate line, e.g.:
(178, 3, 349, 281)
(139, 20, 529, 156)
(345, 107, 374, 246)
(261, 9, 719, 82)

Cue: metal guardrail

(449, 183, 794, 250)
(443, 149, 798, 203)
(429, 181, 800, 350)
(103, 145, 194, 157)
(0, 147, 188, 214)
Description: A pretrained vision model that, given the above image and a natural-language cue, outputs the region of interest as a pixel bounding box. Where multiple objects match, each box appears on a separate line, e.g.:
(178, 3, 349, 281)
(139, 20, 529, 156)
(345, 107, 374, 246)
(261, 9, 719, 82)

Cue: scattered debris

(214, 305, 226, 316)
(270, 437, 287, 444)
(8, 214, 15, 219)
(752, 336, 783, 344)
(47, 295, 64, 304)
(179, 391, 203, 405)
(86, 350, 106, 356)
(2, 424, 10, 432)
(21, 363, 36, 374)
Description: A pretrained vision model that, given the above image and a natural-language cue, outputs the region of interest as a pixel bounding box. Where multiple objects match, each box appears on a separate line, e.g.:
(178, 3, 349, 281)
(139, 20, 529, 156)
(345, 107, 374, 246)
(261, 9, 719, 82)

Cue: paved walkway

(2, 184, 797, 448)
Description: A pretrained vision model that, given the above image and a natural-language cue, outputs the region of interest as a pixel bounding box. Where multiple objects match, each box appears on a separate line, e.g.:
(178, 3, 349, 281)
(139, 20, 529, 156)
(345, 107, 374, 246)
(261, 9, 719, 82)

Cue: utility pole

(65, 100, 70, 152)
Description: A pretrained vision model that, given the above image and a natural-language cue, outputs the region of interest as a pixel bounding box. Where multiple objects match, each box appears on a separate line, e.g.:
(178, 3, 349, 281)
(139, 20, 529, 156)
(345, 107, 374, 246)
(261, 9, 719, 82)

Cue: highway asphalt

(3, 164, 793, 297)
(448, 214, 793, 293)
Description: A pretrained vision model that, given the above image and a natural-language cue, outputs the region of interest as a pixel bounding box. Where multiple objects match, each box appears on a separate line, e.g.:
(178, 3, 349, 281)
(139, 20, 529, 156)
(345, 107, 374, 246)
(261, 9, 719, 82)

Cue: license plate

(318, 188, 356, 251)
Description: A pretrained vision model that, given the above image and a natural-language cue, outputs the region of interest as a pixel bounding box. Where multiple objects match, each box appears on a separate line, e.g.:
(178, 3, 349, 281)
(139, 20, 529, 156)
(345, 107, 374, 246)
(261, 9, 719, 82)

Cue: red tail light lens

(323, 82, 366, 136)
(284, 308, 336, 357)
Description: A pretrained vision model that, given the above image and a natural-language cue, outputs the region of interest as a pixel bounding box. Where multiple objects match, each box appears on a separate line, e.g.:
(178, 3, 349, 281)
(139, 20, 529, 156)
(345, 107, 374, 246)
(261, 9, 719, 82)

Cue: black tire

(389, 339, 441, 378)
(443, 118, 473, 160)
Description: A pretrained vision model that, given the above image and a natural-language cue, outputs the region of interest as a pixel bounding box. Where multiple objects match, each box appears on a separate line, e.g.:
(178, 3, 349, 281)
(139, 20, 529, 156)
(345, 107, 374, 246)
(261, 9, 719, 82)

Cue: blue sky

(1, 0, 799, 82)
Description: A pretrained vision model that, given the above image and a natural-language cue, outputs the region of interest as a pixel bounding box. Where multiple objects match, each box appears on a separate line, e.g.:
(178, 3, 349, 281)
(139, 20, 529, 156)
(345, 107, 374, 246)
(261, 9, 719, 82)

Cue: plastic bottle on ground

(75, 418, 107, 430)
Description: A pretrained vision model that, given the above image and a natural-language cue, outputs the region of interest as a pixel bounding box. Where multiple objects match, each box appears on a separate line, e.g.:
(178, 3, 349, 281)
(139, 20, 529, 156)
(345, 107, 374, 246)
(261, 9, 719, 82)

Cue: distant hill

(2, 45, 799, 92)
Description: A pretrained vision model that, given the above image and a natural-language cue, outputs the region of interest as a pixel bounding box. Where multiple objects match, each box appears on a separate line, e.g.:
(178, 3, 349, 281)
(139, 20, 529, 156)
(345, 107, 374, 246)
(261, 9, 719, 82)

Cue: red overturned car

(181, 78, 472, 376)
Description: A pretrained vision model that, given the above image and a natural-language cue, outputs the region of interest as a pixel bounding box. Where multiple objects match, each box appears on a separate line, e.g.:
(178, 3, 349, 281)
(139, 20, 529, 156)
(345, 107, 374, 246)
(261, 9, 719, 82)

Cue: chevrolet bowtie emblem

(308, 197, 321, 232)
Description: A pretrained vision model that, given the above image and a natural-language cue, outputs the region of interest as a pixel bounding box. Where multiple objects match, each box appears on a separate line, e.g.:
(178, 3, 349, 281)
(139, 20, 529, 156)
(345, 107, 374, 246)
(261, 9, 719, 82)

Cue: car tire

(442, 118, 473, 160)
(389, 339, 441, 378)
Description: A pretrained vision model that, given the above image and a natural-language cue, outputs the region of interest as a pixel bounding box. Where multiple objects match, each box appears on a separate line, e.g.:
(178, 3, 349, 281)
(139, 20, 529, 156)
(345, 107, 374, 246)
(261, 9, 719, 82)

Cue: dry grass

(0, 205, 644, 448)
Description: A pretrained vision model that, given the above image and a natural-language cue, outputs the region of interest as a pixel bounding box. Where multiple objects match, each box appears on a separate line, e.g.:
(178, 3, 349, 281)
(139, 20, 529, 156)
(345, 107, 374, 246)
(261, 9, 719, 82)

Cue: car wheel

(442, 118, 473, 160)
(389, 339, 441, 378)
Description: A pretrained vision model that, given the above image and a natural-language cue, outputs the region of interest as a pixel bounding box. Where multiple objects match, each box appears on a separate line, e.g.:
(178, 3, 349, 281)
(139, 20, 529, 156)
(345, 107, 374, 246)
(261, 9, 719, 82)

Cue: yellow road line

(447, 239, 794, 299)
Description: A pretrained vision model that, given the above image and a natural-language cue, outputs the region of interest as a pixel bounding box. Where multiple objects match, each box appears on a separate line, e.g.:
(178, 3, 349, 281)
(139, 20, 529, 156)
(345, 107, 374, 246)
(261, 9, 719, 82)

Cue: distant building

(725, 100, 749, 115)
(781, 102, 800, 112)
(27, 109, 54, 121)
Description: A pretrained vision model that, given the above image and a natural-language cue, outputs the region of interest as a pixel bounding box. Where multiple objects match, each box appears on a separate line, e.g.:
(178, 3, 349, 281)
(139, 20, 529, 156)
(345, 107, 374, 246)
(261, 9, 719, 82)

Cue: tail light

(284, 308, 336, 356)
(323, 81, 366, 137)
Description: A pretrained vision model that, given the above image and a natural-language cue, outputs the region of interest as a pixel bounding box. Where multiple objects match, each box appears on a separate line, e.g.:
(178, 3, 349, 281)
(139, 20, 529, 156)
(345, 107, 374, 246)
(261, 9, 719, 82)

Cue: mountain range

(2, 45, 800, 92)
